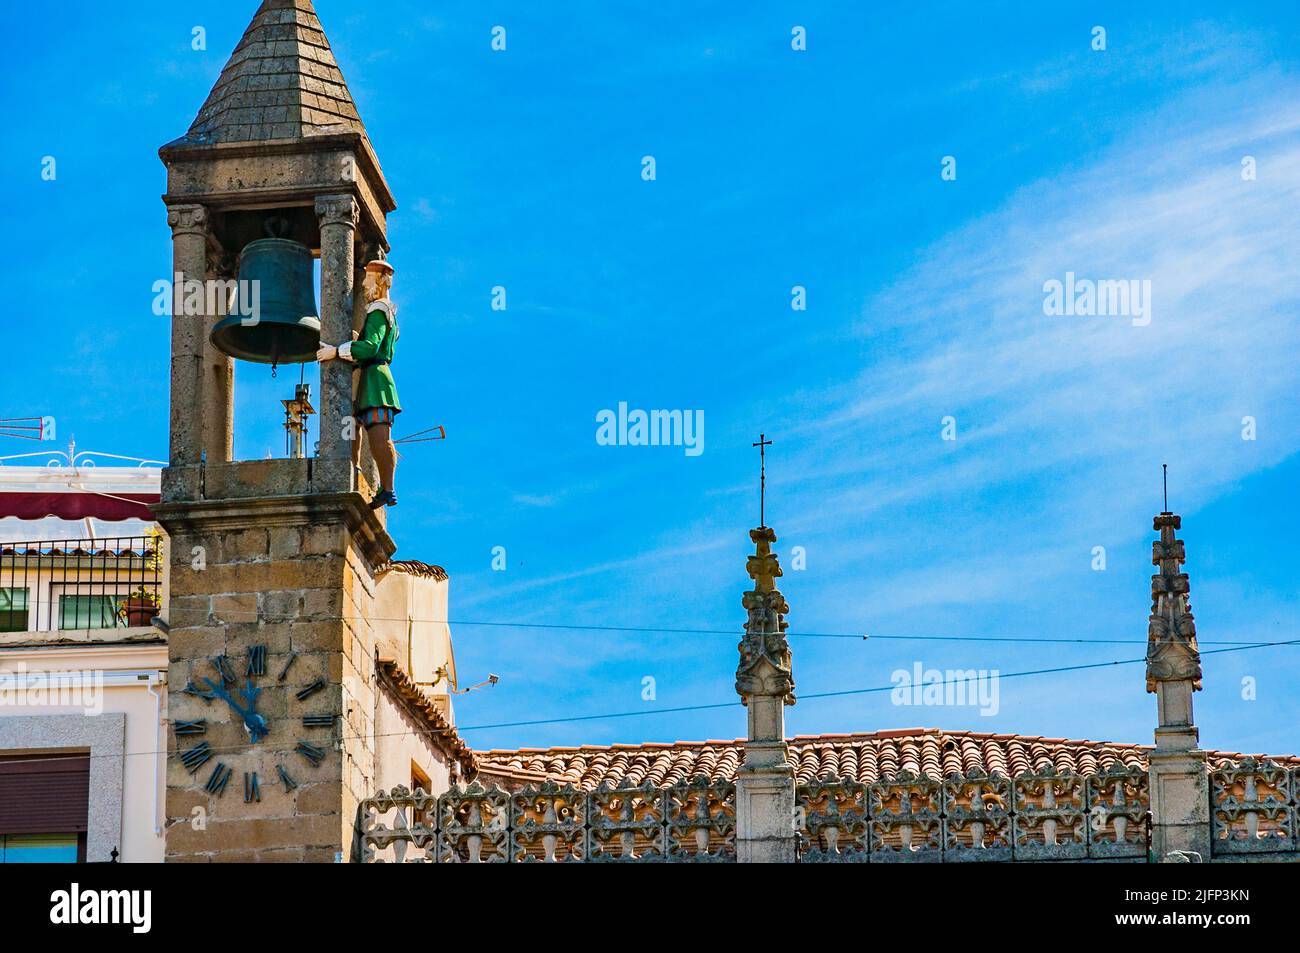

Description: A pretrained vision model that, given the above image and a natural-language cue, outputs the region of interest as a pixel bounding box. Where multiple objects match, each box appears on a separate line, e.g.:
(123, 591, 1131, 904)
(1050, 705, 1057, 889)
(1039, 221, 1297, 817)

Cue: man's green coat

(349, 298, 401, 415)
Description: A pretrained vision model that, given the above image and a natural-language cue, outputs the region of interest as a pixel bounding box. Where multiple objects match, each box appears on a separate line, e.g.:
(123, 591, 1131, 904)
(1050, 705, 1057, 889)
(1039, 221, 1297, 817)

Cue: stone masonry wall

(160, 501, 388, 862)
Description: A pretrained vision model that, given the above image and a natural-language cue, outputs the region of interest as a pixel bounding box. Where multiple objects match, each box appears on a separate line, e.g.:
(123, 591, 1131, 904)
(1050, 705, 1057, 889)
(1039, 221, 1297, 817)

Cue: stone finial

(1145, 513, 1202, 693)
(736, 526, 795, 705)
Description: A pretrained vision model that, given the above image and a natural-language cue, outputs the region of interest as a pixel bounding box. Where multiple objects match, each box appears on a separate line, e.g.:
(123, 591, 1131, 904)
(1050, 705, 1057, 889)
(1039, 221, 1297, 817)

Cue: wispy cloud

(781, 91, 1300, 569)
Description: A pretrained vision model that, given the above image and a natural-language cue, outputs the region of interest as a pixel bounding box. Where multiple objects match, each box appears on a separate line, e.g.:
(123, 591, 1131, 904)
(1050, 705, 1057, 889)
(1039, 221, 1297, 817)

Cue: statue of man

(316, 259, 401, 508)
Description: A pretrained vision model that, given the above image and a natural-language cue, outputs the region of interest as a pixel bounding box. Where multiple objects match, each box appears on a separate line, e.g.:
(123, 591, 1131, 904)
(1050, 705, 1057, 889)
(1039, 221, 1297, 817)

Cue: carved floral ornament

(1145, 514, 1203, 692)
(736, 526, 795, 704)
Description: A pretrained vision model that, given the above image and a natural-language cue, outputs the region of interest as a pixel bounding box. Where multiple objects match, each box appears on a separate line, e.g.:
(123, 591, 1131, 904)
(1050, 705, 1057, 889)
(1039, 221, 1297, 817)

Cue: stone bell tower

(153, 0, 398, 862)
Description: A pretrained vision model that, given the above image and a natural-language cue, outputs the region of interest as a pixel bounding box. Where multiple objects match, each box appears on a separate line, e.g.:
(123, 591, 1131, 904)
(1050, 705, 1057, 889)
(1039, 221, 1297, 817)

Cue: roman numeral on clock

(296, 741, 326, 766)
(244, 772, 261, 803)
(205, 763, 233, 796)
(277, 765, 298, 791)
(277, 651, 298, 682)
(296, 678, 326, 701)
(302, 714, 334, 728)
(213, 655, 236, 685)
(174, 719, 207, 735)
(246, 644, 267, 677)
(180, 741, 212, 773)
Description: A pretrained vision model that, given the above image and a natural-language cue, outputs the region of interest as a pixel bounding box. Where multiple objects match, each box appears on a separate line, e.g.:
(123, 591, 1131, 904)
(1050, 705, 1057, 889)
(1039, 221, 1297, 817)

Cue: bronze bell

(209, 238, 320, 364)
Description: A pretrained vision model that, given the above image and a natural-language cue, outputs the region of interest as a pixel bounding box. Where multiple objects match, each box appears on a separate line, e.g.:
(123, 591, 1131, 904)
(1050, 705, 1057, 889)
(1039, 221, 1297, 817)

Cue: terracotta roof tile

(376, 661, 475, 777)
(474, 727, 1300, 791)
(380, 560, 448, 581)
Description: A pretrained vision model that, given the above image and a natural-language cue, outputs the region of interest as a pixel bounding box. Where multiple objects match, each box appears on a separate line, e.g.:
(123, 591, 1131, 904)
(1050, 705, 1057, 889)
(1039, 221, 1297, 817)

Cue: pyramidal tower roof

(171, 0, 369, 148)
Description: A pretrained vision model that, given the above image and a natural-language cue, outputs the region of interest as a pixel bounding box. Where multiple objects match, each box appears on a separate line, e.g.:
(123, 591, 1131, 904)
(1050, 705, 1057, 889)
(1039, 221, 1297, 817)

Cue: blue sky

(3, 1, 1299, 755)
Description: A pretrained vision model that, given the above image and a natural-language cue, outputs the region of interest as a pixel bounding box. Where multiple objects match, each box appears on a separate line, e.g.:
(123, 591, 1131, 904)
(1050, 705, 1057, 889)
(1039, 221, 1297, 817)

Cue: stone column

(1150, 678, 1210, 860)
(1144, 513, 1210, 861)
(315, 195, 359, 477)
(202, 248, 235, 463)
(166, 204, 209, 467)
(735, 526, 797, 863)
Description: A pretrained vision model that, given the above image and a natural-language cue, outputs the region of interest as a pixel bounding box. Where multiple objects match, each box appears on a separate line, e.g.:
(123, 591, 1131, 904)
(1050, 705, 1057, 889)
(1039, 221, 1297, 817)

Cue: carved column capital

(167, 203, 209, 237)
(316, 194, 359, 230)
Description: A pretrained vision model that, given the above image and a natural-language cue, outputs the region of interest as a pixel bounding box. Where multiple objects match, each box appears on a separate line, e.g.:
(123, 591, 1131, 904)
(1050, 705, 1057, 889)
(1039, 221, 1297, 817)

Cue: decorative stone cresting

(1211, 758, 1297, 857)
(798, 765, 1148, 862)
(356, 778, 736, 863)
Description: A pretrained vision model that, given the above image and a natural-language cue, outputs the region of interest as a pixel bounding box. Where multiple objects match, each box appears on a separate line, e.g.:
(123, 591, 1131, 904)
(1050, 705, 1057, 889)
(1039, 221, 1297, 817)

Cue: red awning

(0, 492, 158, 521)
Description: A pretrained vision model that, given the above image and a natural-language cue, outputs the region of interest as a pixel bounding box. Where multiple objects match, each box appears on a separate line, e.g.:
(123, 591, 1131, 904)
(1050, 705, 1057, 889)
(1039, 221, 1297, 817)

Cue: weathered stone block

(211, 593, 258, 623)
(169, 628, 226, 659)
(296, 781, 343, 816)
(261, 589, 307, 621)
(288, 620, 341, 652)
(221, 527, 270, 562)
(268, 526, 304, 559)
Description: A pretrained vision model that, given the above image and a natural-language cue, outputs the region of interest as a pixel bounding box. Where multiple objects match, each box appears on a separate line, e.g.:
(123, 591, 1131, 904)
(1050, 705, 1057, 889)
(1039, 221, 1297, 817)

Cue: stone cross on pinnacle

(752, 433, 772, 528)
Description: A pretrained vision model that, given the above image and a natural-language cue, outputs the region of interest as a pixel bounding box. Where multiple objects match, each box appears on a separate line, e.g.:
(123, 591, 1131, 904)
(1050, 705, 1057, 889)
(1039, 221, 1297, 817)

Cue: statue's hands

(315, 343, 338, 362)
(351, 330, 359, 341)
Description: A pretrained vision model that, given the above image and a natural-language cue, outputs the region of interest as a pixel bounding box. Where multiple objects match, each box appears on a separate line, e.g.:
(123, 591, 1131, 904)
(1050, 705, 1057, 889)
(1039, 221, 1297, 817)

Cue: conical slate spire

(1145, 513, 1203, 693)
(172, 0, 368, 147)
(736, 526, 795, 705)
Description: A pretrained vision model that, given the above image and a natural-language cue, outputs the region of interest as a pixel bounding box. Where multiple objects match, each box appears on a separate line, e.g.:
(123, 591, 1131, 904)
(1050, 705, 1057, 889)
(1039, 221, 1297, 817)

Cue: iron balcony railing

(0, 536, 162, 634)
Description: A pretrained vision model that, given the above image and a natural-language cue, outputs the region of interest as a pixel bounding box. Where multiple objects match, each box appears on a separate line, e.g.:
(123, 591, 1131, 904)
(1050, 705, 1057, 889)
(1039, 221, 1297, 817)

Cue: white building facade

(0, 460, 167, 863)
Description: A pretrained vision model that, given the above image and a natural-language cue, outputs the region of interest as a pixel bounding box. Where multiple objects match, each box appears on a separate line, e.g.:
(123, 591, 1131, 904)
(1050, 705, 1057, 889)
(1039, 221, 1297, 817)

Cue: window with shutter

(0, 753, 90, 861)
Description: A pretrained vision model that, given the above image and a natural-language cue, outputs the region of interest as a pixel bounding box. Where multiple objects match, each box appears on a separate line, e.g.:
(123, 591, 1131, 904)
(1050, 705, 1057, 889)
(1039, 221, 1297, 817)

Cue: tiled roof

(173, 0, 367, 147)
(381, 560, 448, 581)
(475, 727, 1300, 790)
(376, 661, 476, 778)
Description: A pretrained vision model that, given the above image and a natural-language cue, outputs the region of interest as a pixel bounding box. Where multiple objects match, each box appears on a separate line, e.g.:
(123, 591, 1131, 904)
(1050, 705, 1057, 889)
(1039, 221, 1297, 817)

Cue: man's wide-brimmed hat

(364, 259, 394, 275)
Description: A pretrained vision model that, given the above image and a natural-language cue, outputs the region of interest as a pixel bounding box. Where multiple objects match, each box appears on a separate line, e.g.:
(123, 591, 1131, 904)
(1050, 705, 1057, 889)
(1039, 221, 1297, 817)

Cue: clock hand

(237, 677, 270, 743)
(201, 676, 270, 743)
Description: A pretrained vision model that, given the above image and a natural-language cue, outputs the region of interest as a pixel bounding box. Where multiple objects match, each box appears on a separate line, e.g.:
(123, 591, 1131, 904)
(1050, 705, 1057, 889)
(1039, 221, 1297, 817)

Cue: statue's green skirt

(356, 364, 400, 416)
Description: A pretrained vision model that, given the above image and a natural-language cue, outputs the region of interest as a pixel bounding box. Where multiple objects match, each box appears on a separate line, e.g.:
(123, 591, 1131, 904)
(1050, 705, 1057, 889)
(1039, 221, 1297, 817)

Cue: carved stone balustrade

(510, 782, 585, 862)
(868, 771, 944, 862)
(355, 760, 1300, 863)
(437, 781, 509, 863)
(1087, 766, 1149, 859)
(1014, 768, 1088, 860)
(943, 773, 1013, 861)
(790, 766, 1151, 863)
(356, 778, 736, 863)
(588, 781, 668, 862)
(797, 780, 869, 862)
(1211, 758, 1295, 857)
(666, 777, 736, 861)
(355, 785, 438, 863)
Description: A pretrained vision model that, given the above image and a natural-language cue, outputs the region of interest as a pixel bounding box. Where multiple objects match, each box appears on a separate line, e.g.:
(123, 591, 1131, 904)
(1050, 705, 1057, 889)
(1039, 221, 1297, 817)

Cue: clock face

(174, 645, 331, 803)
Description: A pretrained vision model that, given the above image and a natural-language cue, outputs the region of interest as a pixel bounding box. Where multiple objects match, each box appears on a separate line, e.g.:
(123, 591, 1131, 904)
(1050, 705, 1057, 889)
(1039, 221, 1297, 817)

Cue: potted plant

(120, 585, 160, 627)
(118, 528, 164, 626)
